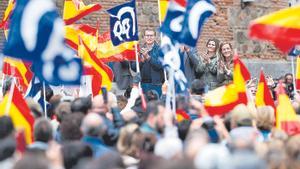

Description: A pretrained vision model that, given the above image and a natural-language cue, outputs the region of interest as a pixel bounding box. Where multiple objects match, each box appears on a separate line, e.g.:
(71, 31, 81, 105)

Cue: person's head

(91, 95, 107, 115)
(81, 113, 106, 138)
(144, 29, 156, 45)
(145, 101, 165, 133)
(230, 104, 253, 129)
(116, 95, 127, 110)
(55, 101, 72, 123)
(0, 116, 14, 139)
(0, 136, 16, 161)
(26, 98, 43, 118)
(146, 90, 159, 101)
(33, 118, 53, 143)
(286, 135, 300, 169)
(184, 128, 209, 159)
(117, 123, 141, 157)
(219, 42, 233, 62)
(60, 113, 84, 142)
(285, 73, 293, 85)
(62, 141, 93, 169)
(71, 97, 92, 115)
(13, 153, 49, 169)
(255, 106, 275, 131)
(206, 38, 220, 54)
(190, 79, 206, 96)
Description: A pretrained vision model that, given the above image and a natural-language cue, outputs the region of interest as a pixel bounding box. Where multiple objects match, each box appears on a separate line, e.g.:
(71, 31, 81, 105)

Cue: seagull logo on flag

(108, 0, 138, 46)
(3, 0, 82, 85)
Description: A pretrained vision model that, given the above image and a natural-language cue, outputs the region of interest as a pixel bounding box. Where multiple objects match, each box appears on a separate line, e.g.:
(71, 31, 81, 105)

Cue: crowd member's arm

(208, 57, 218, 75)
(187, 48, 200, 67)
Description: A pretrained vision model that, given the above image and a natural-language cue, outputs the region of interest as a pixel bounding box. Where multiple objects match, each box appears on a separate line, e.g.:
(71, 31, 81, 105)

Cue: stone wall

(0, 0, 290, 60)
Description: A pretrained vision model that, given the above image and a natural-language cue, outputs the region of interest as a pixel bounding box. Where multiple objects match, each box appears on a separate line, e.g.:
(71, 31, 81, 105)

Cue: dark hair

(71, 97, 92, 115)
(13, 153, 49, 169)
(0, 116, 14, 139)
(61, 113, 84, 142)
(146, 90, 159, 101)
(62, 141, 93, 169)
(191, 79, 206, 95)
(34, 118, 53, 143)
(0, 136, 16, 161)
(206, 38, 220, 53)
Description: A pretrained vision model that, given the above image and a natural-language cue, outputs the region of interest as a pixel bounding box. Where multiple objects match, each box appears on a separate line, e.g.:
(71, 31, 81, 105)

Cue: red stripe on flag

(64, 4, 102, 25)
(249, 23, 300, 53)
(280, 121, 300, 136)
(297, 79, 300, 90)
(65, 38, 78, 50)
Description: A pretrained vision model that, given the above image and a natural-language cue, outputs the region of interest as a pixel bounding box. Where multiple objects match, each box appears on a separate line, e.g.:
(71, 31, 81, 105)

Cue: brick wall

(0, 0, 289, 59)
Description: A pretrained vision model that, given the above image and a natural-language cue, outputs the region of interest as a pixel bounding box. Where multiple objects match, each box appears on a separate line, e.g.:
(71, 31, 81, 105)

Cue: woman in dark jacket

(217, 42, 234, 86)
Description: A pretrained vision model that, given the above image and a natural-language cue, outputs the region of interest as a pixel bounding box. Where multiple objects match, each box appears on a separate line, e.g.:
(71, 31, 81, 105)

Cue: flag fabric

(204, 56, 250, 116)
(159, 0, 186, 23)
(178, 0, 215, 46)
(63, 0, 102, 25)
(97, 31, 137, 62)
(0, 0, 15, 28)
(249, 5, 300, 53)
(0, 86, 35, 144)
(161, 0, 215, 47)
(255, 70, 276, 110)
(289, 46, 300, 57)
(296, 56, 300, 90)
(78, 39, 114, 92)
(176, 109, 190, 122)
(276, 83, 300, 135)
(2, 57, 33, 93)
(65, 24, 98, 51)
(107, 0, 138, 46)
(3, 0, 83, 85)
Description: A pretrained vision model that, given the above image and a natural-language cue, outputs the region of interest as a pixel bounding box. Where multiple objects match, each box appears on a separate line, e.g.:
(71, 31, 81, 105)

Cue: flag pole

(5, 78, 15, 116)
(1, 73, 6, 97)
(290, 55, 297, 95)
(43, 81, 47, 118)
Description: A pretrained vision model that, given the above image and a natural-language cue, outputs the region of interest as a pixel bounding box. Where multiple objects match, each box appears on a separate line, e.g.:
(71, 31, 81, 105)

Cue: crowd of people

(1, 29, 300, 169)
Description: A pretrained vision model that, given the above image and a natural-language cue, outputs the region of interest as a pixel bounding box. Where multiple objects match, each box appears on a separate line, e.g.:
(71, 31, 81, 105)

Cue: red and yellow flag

(176, 109, 190, 122)
(159, 0, 186, 23)
(255, 70, 275, 110)
(0, 0, 15, 28)
(63, 0, 101, 25)
(0, 86, 35, 144)
(276, 83, 300, 135)
(78, 38, 114, 92)
(204, 56, 250, 116)
(2, 57, 33, 94)
(296, 56, 300, 90)
(249, 5, 300, 53)
(97, 31, 137, 62)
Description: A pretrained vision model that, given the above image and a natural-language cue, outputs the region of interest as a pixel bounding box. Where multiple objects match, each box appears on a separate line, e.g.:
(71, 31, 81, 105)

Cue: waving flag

(2, 57, 33, 93)
(0, 86, 35, 144)
(159, 0, 186, 23)
(160, 0, 186, 42)
(276, 83, 300, 135)
(0, 0, 15, 28)
(107, 0, 138, 46)
(296, 56, 300, 90)
(63, 0, 102, 25)
(178, 0, 215, 46)
(97, 31, 137, 62)
(204, 56, 250, 116)
(3, 0, 83, 85)
(78, 38, 114, 91)
(255, 70, 275, 110)
(249, 5, 300, 53)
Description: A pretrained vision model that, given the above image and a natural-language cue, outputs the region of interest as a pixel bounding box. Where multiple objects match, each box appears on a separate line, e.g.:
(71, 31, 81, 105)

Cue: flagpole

(291, 55, 297, 95)
(43, 81, 47, 118)
(5, 78, 15, 116)
(1, 73, 5, 97)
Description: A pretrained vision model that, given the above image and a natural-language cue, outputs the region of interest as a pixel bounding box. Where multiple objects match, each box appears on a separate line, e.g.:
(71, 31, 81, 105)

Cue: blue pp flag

(289, 46, 300, 57)
(160, 0, 186, 42)
(179, 0, 215, 47)
(3, 0, 82, 85)
(107, 0, 138, 46)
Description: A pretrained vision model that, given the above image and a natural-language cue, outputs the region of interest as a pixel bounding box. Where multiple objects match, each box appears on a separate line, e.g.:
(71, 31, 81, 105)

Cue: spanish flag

(159, 0, 169, 23)
(2, 57, 33, 94)
(78, 38, 114, 92)
(0, 0, 15, 28)
(276, 83, 300, 135)
(0, 86, 35, 144)
(249, 5, 300, 53)
(63, 0, 101, 25)
(176, 109, 190, 122)
(255, 70, 275, 110)
(97, 31, 137, 62)
(296, 56, 300, 90)
(65, 24, 98, 51)
(204, 56, 250, 116)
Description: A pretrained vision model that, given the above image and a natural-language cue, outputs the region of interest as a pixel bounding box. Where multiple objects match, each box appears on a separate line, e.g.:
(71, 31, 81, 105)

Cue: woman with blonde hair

(217, 42, 234, 86)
